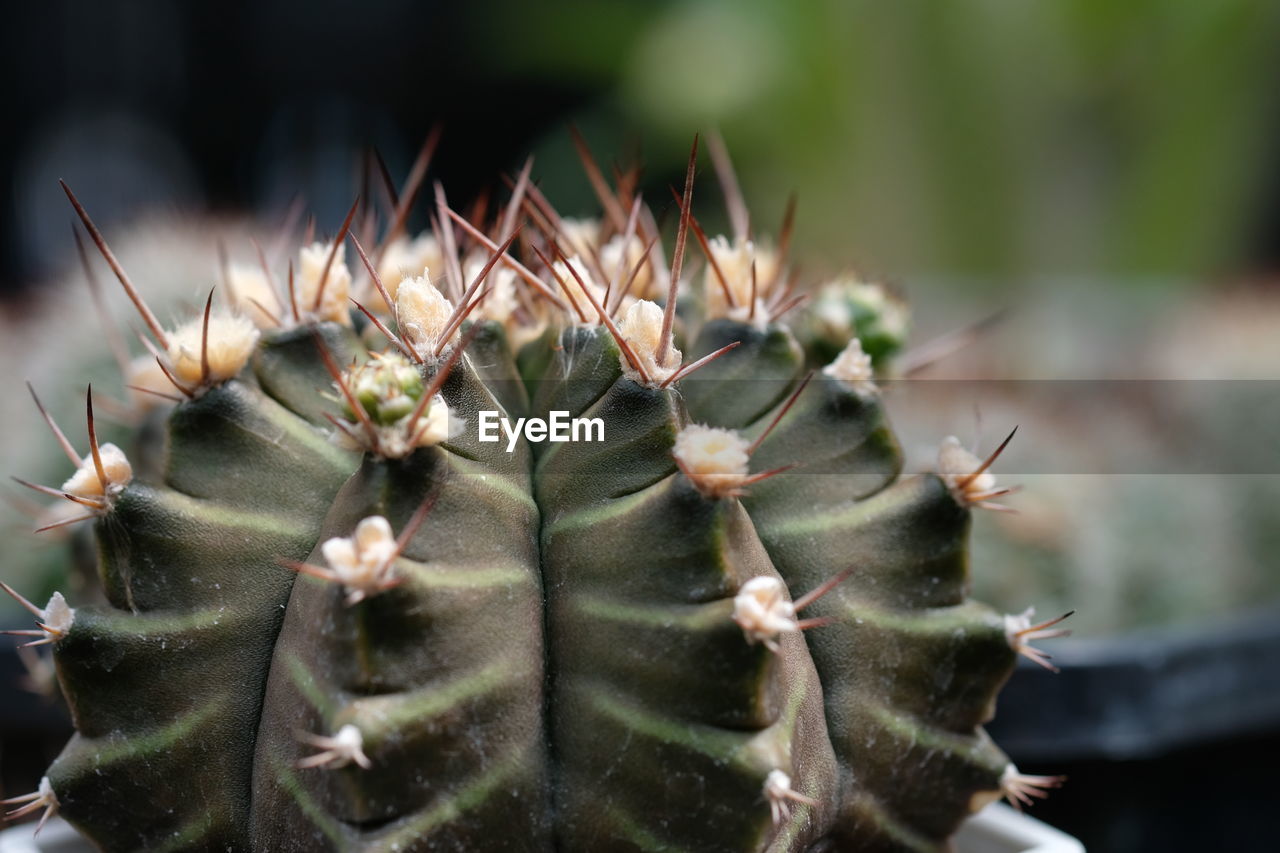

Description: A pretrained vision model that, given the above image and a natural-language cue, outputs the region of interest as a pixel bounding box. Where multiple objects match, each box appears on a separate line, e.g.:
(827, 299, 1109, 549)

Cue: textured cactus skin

(18, 192, 1032, 852)
(533, 326, 839, 851)
(250, 348, 551, 850)
(48, 334, 359, 850)
(685, 322, 1015, 848)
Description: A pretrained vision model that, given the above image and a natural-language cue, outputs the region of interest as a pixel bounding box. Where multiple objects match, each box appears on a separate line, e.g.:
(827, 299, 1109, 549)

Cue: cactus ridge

(2, 144, 1067, 852)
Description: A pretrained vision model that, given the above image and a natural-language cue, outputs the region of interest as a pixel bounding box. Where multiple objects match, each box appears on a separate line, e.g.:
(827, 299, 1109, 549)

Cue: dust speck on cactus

(3, 133, 1072, 851)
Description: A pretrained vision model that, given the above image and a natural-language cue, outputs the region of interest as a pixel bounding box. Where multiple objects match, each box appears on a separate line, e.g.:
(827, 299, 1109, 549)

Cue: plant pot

(986, 605, 1280, 761)
(0, 819, 86, 853)
(955, 804, 1085, 853)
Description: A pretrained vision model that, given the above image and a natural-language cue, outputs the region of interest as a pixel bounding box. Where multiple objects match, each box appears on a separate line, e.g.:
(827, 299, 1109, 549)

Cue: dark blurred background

(3, 2, 1280, 851)
(5, 0, 1280, 294)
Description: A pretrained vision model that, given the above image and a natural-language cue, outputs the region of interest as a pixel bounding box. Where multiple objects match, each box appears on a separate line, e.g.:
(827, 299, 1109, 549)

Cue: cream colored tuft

(703, 235, 780, 321)
(732, 576, 797, 651)
(763, 769, 814, 827)
(823, 337, 876, 391)
(167, 312, 260, 385)
(41, 592, 75, 636)
(813, 278, 907, 341)
(297, 242, 354, 326)
(599, 234, 655, 300)
(124, 354, 178, 410)
(552, 257, 607, 324)
(320, 516, 399, 601)
(409, 395, 461, 449)
(61, 443, 132, 499)
(463, 256, 518, 327)
(396, 274, 457, 354)
(558, 218, 600, 257)
(673, 424, 751, 498)
(937, 436, 997, 502)
(375, 233, 443, 310)
(298, 724, 372, 771)
(225, 264, 280, 328)
(617, 299, 680, 385)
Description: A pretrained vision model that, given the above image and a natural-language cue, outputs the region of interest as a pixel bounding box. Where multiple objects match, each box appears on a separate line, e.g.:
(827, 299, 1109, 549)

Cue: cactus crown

(2, 136, 1067, 852)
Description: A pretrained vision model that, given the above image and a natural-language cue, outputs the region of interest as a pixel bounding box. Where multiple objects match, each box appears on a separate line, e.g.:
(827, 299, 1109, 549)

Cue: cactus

(2, 138, 1067, 852)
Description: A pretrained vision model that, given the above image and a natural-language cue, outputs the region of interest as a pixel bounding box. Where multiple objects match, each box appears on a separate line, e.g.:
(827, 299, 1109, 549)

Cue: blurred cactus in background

(496, 0, 1280, 284)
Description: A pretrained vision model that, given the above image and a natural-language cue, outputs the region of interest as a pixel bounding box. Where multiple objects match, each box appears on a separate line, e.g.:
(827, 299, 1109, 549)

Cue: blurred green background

(496, 0, 1280, 284)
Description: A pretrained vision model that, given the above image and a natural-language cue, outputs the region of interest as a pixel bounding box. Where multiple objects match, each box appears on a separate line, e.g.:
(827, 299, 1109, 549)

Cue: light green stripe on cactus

(572, 594, 739, 630)
(286, 653, 339, 720)
(398, 562, 530, 590)
(59, 697, 224, 769)
(368, 743, 537, 853)
(147, 811, 221, 853)
(273, 766, 347, 848)
(586, 685, 768, 759)
(336, 657, 521, 742)
(604, 803, 699, 853)
(840, 791, 940, 853)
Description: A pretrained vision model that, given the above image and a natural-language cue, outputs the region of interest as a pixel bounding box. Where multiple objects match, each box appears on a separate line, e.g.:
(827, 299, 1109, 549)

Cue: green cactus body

(4, 157, 1059, 852)
(683, 321, 1016, 848)
(48, 341, 358, 850)
(251, 352, 550, 850)
(533, 325, 838, 851)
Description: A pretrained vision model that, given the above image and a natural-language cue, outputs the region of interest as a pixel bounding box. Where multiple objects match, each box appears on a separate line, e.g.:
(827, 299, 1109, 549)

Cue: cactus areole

(3, 141, 1068, 851)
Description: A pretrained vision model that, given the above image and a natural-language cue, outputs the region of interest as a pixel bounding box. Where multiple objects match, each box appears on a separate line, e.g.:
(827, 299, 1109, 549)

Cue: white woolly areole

(732, 576, 797, 651)
(297, 242, 354, 326)
(937, 436, 997, 502)
(299, 724, 372, 770)
(167, 312, 260, 385)
(329, 725, 369, 765)
(764, 770, 795, 801)
(225, 264, 279, 328)
(558, 218, 600, 257)
(463, 256, 518, 326)
(1003, 607, 1037, 642)
(822, 337, 876, 391)
(553, 257, 606, 324)
(704, 235, 780, 320)
(763, 769, 814, 826)
(673, 424, 750, 498)
(396, 274, 458, 353)
(599, 234, 654, 299)
(320, 516, 399, 597)
(42, 592, 75, 636)
(409, 395, 461, 448)
(125, 354, 178, 410)
(618, 299, 680, 385)
(993, 763, 1064, 810)
(5, 775, 59, 831)
(332, 394, 463, 458)
(61, 443, 132, 498)
(813, 278, 906, 338)
(376, 233, 443, 308)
